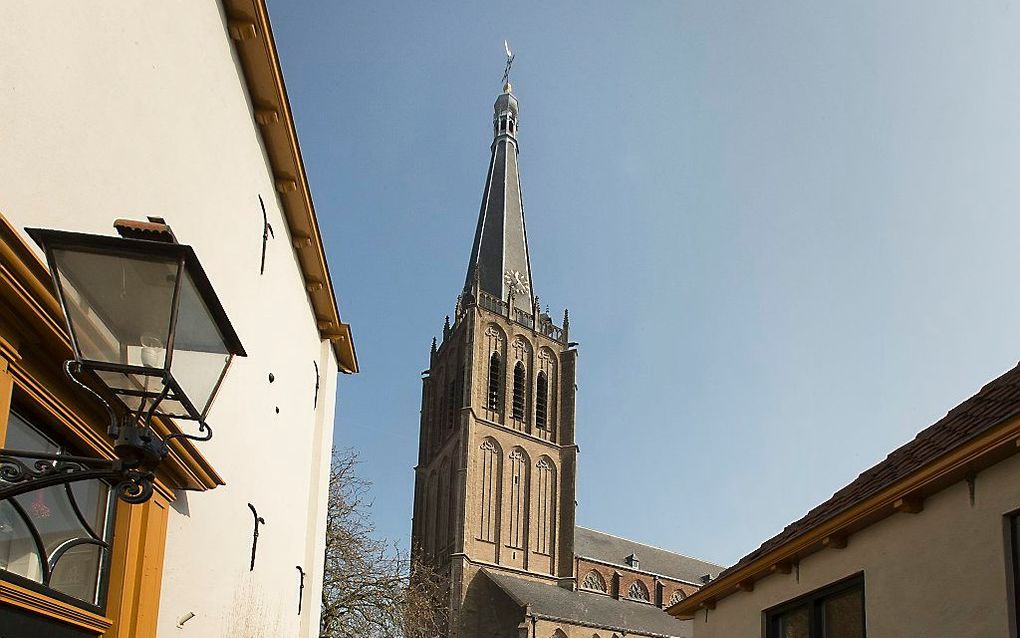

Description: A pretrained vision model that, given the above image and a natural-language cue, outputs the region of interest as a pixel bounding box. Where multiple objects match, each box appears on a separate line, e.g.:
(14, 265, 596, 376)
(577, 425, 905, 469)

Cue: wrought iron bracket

(0, 449, 156, 504)
(0, 360, 205, 505)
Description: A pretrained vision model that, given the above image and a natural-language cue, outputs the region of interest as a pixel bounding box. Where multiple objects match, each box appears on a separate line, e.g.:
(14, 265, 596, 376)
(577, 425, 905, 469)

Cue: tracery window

(583, 569, 607, 593)
(668, 589, 687, 606)
(535, 457, 556, 555)
(535, 371, 548, 429)
(507, 448, 528, 549)
(487, 352, 502, 412)
(537, 348, 556, 439)
(478, 440, 501, 543)
(512, 361, 526, 421)
(0, 410, 116, 608)
(628, 580, 650, 602)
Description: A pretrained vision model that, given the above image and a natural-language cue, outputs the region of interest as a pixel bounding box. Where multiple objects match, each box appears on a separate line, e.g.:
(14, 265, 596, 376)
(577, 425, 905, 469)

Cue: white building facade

(0, 2, 356, 637)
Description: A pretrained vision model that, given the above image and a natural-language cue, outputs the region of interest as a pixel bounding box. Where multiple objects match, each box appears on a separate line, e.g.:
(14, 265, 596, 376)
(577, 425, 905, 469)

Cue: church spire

(463, 78, 534, 315)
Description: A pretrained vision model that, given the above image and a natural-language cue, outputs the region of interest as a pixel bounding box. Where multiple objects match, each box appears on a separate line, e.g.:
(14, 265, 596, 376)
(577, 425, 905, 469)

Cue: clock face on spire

(504, 269, 530, 298)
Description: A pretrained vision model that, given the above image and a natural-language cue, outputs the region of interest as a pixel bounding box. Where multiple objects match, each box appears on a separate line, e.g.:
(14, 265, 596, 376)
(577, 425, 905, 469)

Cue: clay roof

(575, 527, 724, 585)
(482, 569, 689, 638)
(718, 361, 1020, 581)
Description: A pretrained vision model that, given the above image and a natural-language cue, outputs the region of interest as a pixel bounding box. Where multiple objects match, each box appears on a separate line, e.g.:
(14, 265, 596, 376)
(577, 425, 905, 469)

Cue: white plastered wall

(0, 3, 341, 637)
(689, 450, 1020, 638)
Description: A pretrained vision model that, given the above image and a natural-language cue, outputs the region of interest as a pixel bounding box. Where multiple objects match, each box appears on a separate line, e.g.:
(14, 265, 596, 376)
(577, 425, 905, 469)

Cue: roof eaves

(669, 405, 1020, 618)
(219, 0, 358, 373)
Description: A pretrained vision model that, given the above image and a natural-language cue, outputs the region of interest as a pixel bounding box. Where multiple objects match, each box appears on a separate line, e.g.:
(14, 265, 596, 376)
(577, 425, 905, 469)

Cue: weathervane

(502, 40, 515, 86)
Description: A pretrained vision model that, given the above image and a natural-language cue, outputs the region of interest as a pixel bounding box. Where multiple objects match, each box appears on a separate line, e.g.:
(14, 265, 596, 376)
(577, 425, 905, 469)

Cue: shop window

(765, 575, 865, 638)
(0, 410, 116, 609)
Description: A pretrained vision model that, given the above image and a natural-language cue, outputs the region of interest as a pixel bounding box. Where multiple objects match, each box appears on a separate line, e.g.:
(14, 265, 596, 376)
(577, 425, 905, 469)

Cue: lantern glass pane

(51, 247, 178, 369)
(170, 270, 232, 415)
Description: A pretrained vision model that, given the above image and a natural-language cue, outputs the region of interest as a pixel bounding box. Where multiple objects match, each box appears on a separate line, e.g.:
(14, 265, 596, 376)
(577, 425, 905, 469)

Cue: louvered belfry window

(487, 352, 501, 411)
(512, 361, 526, 421)
(535, 371, 548, 429)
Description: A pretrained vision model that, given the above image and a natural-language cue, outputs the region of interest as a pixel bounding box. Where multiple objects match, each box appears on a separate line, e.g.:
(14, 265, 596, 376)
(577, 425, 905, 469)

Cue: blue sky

(268, 1, 1020, 566)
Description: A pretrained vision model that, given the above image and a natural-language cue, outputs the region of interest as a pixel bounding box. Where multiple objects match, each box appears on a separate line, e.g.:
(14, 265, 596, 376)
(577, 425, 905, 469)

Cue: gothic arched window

(487, 352, 502, 411)
(507, 448, 529, 549)
(668, 589, 687, 606)
(535, 457, 556, 554)
(512, 361, 526, 421)
(628, 580, 650, 602)
(535, 371, 548, 429)
(583, 569, 607, 593)
(479, 440, 501, 543)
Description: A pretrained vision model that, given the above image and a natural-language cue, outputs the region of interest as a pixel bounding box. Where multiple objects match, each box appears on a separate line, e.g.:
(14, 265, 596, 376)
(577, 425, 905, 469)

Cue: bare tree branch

(320, 448, 448, 638)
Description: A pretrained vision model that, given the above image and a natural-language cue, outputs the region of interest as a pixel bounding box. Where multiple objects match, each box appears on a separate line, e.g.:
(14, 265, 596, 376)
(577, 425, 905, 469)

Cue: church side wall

(533, 616, 694, 638)
(690, 449, 1020, 638)
(575, 559, 700, 609)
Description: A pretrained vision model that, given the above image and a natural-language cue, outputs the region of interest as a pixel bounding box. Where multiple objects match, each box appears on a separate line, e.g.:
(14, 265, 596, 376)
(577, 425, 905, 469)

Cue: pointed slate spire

(464, 81, 534, 315)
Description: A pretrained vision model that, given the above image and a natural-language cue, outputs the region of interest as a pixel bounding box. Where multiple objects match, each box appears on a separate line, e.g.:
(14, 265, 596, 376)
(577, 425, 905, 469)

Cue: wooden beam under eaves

(822, 535, 847, 550)
(255, 107, 280, 125)
(736, 580, 754, 593)
(770, 562, 793, 575)
(228, 19, 258, 41)
(275, 178, 298, 194)
(893, 496, 924, 514)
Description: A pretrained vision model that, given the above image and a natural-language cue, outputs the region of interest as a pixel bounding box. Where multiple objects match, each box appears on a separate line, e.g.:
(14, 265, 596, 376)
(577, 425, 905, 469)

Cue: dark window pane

(822, 587, 864, 638)
(0, 412, 114, 607)
(49, 543, 104, 603)
(0, 500, 45, 583)
(776, 605, 810, 638)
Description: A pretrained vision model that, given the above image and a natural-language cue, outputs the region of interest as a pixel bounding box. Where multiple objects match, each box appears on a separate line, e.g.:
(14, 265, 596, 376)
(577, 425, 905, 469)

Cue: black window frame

(0, 405, 117, 614)
(764, 573, 866, 638)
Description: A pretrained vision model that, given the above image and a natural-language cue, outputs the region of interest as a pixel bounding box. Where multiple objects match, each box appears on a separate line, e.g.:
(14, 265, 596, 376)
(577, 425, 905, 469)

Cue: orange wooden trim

(893, 496, 924, 514)
(0, 352, 14, 444)
(669, 413, 1020, 618)
(700, 599, 716, 610)
(736, 579, 754, 592)
(104, 494, 170, 637)
(0, 580, 111, 633)
(219, 0, 358, 371)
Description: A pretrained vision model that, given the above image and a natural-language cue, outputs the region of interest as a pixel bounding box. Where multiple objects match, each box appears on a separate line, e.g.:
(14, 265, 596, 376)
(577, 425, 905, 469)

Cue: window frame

(0, 406, 118, 615)
(1007, 510, 1020, 638)
(763, 573, 866, 638)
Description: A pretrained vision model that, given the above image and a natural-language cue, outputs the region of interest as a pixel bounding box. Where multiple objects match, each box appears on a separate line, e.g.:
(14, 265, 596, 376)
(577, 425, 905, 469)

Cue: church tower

(411, 80, 579, 637)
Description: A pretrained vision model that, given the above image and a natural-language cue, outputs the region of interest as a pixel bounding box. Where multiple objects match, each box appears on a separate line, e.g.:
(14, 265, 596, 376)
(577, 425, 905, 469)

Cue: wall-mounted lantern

(0, 225, 245, 504)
